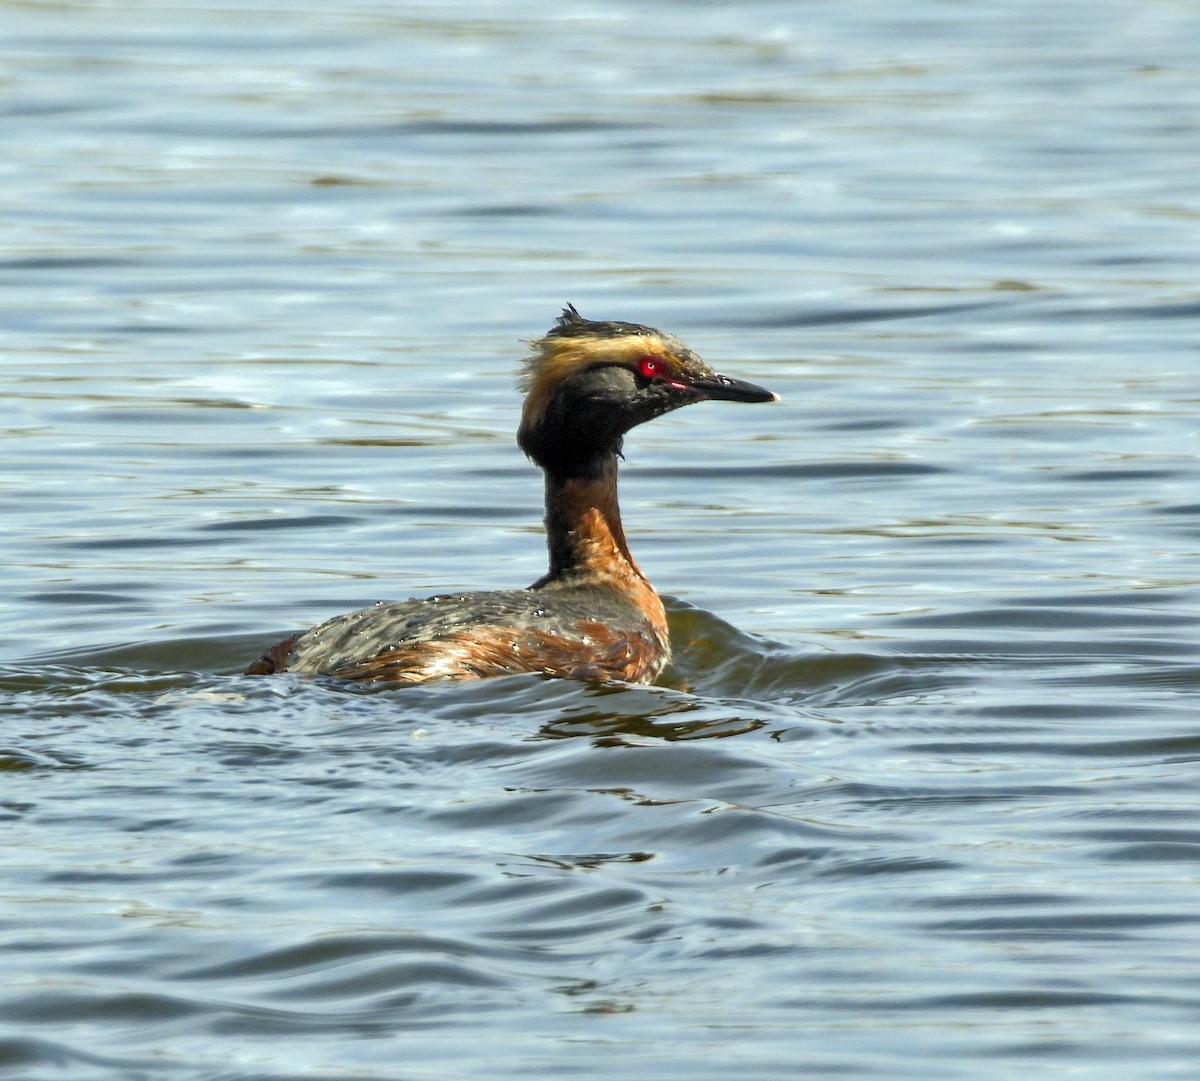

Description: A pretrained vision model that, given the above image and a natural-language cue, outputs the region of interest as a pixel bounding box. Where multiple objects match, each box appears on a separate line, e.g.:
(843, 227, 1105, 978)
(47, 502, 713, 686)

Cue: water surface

(3, 2, 1200, 1078)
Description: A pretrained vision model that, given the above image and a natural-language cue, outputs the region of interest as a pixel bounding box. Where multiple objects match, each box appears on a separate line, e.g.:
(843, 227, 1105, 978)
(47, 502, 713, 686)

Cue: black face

(518, 362, 775, 476)
(518, 365, 667, 474)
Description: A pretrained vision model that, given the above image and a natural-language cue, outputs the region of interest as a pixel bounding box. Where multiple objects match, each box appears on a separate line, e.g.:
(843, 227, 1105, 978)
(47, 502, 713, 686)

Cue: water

(3, 1, 1200, 1077)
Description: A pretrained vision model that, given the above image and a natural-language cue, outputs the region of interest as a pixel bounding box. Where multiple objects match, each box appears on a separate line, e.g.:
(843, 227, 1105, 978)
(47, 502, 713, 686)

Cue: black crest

(545, 303, 660, 342)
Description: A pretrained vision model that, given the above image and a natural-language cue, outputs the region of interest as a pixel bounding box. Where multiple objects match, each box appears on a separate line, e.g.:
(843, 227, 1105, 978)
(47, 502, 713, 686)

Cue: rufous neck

(538, 453, 645, 585)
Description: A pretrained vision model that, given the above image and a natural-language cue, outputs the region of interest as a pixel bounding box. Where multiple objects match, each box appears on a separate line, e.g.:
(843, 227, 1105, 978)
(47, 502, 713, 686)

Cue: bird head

(517, 305, 777, 475)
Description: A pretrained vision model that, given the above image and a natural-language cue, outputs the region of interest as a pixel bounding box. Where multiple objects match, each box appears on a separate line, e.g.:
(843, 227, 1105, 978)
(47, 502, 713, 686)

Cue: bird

(246, 305, 777, 685)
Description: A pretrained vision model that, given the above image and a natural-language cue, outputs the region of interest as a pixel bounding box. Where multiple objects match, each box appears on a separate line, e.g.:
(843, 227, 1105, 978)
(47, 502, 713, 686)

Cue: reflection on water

(3, 1, 1200, 1079)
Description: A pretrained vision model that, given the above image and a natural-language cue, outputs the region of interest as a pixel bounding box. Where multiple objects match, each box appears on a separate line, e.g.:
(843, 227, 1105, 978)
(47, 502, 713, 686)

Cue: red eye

(637, 356, 663, 379)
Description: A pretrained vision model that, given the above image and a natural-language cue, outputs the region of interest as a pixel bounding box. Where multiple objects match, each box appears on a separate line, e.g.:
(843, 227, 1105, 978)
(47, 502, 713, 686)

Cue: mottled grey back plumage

(277, 583, 654, 676)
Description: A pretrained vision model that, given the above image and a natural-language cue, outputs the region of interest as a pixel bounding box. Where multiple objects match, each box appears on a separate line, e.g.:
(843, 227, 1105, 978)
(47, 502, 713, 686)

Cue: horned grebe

(246, 305, 777, 684)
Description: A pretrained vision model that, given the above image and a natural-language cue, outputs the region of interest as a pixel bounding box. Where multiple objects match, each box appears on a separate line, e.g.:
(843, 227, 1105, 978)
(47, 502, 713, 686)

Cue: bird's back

(247, 582, 669, 684)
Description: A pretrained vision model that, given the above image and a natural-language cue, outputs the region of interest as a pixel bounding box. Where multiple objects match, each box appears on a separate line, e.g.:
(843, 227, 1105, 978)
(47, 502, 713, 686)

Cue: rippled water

(4, 1, 1200, 1078)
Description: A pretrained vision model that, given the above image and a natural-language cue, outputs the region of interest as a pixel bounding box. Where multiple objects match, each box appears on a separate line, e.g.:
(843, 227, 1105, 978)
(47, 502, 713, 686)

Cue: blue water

(3, 2, 1200, 1078)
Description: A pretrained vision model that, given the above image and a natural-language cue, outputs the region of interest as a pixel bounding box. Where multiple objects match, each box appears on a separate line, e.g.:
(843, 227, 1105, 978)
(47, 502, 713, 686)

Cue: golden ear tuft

(519, 330, 668, 433)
